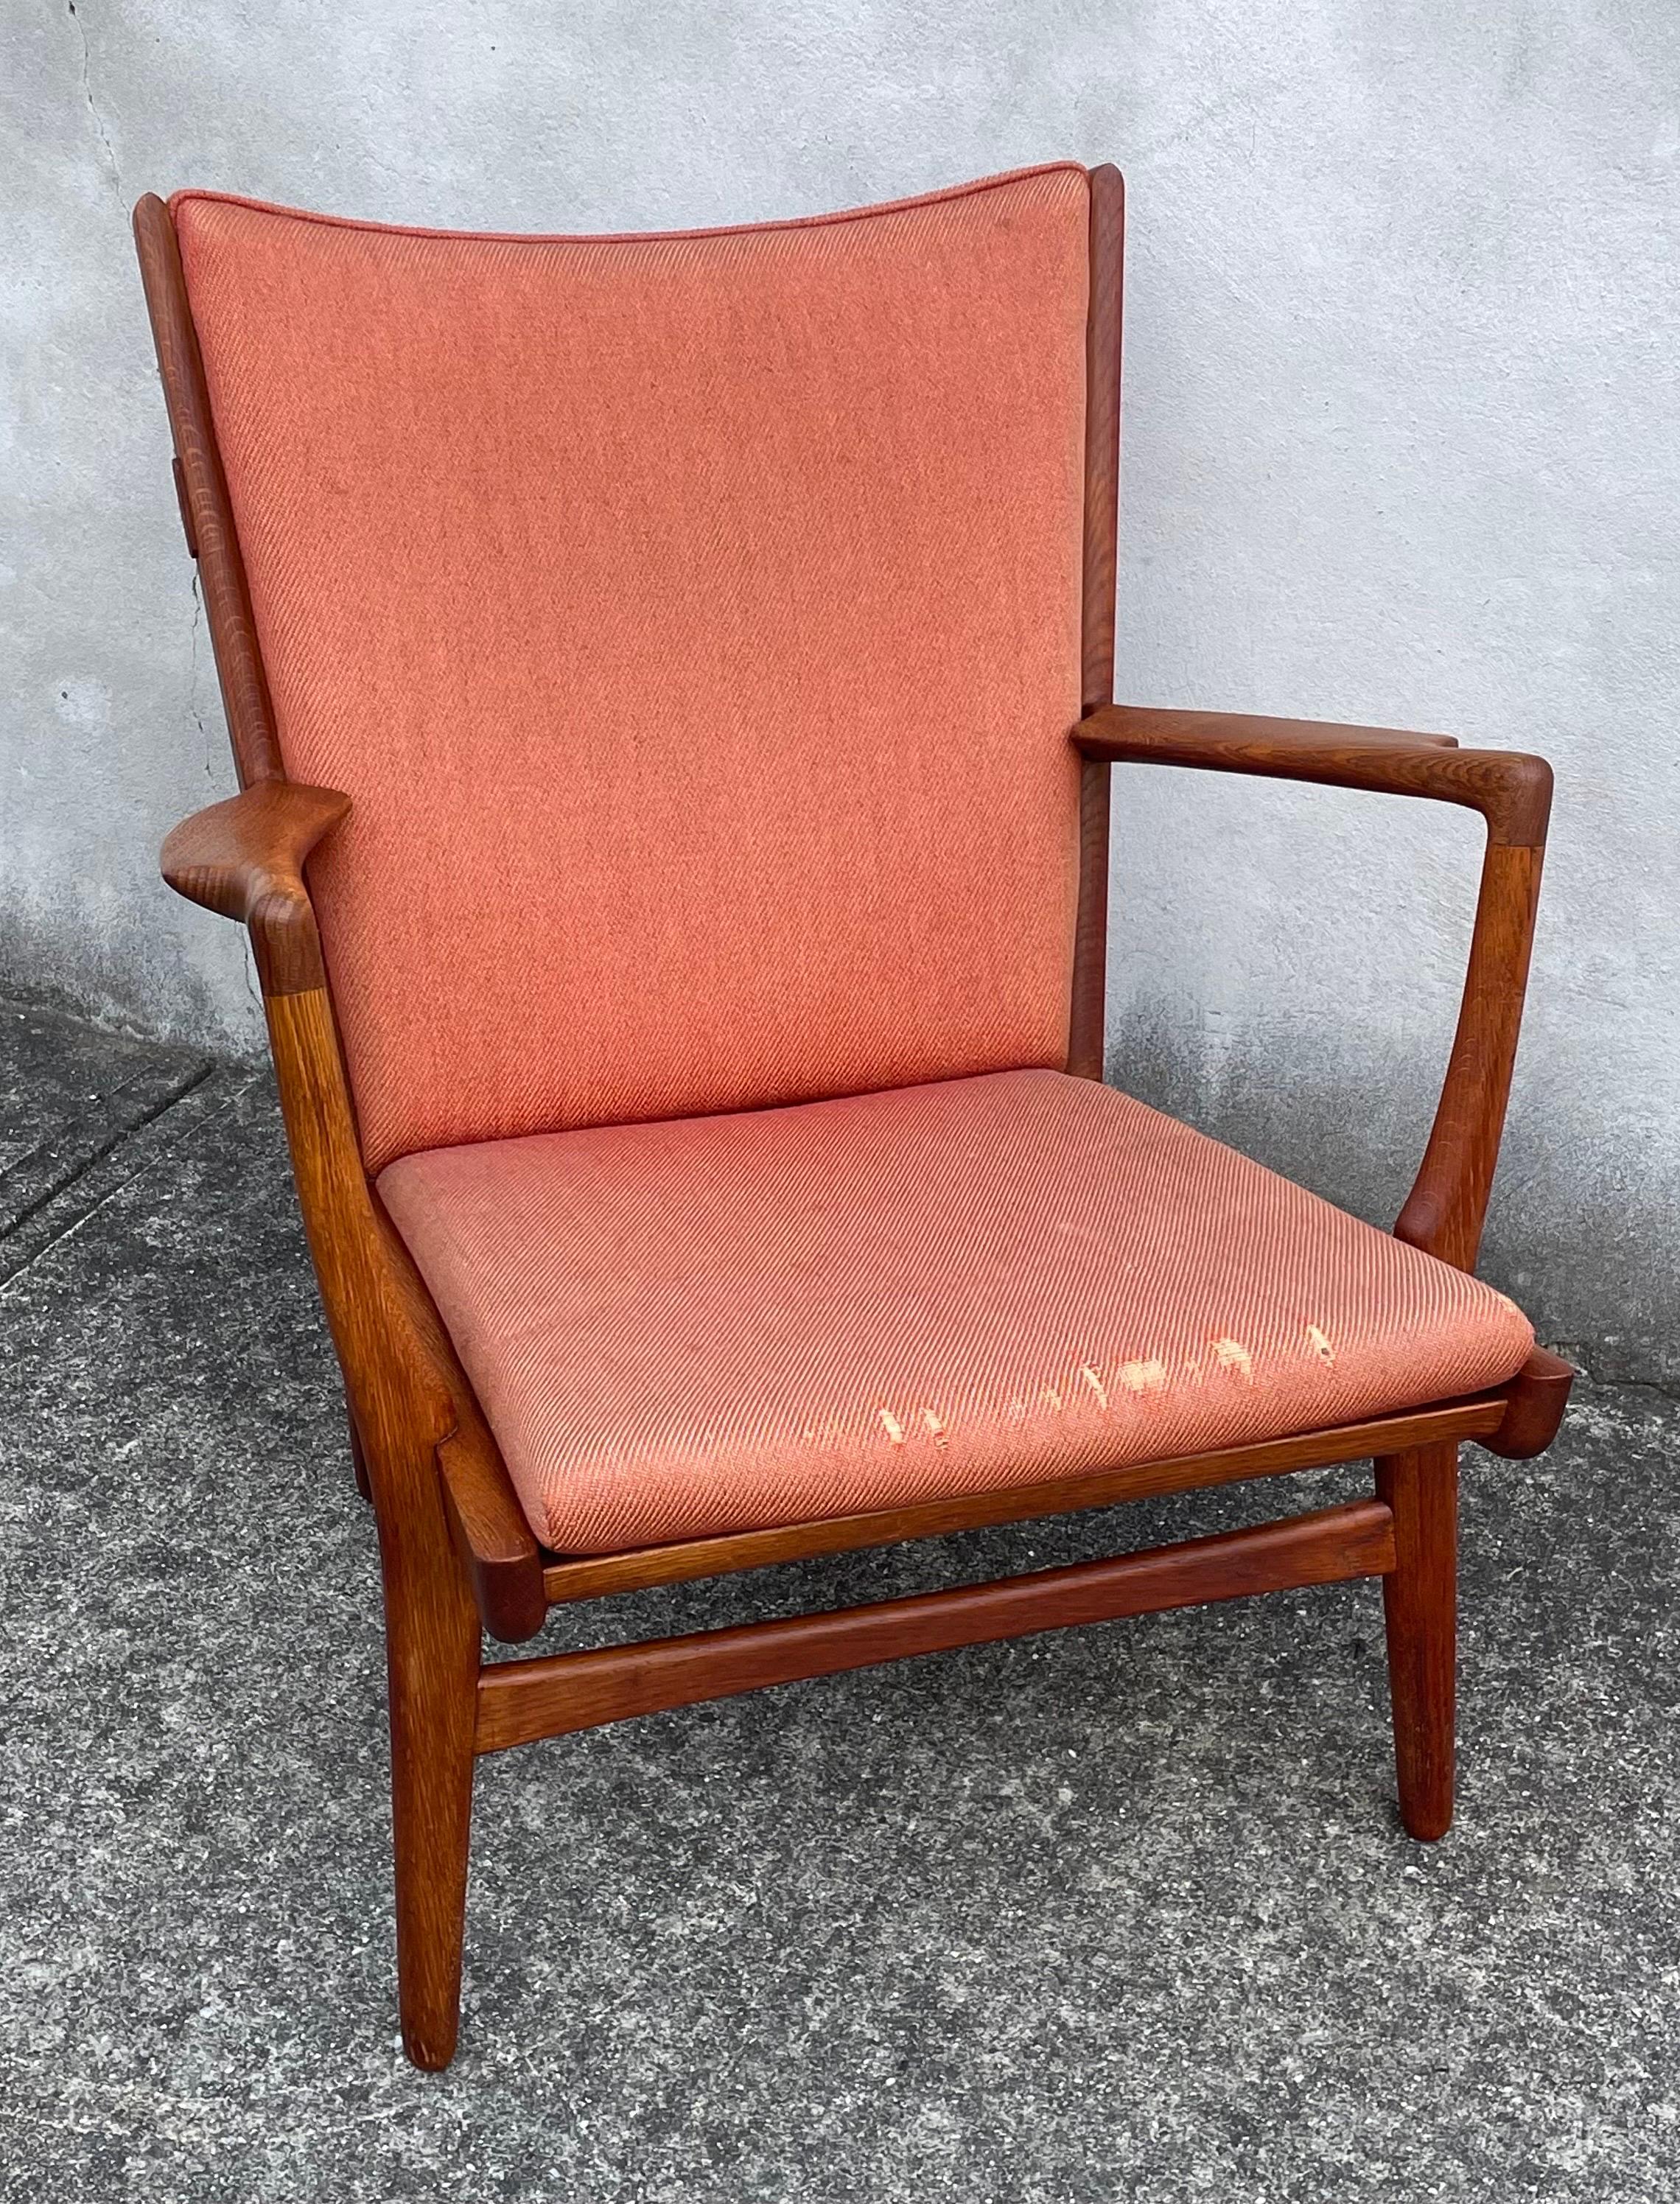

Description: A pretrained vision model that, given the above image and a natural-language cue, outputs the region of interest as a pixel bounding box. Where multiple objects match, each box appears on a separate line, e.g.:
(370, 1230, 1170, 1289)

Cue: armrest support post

(1393, 839, 1544, 1269)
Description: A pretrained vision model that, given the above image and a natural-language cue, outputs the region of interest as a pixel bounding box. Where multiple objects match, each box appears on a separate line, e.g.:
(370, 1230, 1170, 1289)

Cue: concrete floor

(1, 995, 1676, 2203)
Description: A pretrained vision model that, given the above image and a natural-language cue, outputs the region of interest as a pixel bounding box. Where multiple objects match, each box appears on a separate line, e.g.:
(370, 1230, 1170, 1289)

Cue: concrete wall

(4, 1, 1676, 1372)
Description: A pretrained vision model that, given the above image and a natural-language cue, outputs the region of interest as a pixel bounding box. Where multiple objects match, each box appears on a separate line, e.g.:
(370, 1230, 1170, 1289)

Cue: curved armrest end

(1477, 752, 1553, 850)
(161, 780, 351, 996)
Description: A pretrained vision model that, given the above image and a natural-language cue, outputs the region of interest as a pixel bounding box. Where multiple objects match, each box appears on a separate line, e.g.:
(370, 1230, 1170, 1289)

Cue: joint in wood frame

(479, 1498, 1396, 1755)
(437, 1432, 547, 1643)
(1480, 1348, 1575, 1459)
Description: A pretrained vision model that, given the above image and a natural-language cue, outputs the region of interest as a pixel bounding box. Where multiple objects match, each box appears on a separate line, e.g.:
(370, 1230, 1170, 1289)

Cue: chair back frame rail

(133, 167, 1572, 2070)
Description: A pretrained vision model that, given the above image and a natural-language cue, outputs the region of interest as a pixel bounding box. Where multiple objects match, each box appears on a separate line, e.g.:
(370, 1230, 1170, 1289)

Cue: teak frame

(134, 168, 1572, 2070)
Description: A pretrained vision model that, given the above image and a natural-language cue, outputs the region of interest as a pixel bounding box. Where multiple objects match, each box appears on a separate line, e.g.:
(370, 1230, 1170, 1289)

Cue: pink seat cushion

(378, 1071, 1534, 1553)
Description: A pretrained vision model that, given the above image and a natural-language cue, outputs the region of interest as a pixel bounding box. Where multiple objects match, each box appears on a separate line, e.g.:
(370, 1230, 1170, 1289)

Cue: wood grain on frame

(133, 195, 284, 788)
(1068, 163, 1124, 1081)
(483, 1499, 1396, 1755)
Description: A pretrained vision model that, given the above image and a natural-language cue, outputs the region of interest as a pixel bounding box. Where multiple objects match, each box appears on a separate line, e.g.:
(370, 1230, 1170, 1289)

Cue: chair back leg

(1374, 1440, 1459, 1839)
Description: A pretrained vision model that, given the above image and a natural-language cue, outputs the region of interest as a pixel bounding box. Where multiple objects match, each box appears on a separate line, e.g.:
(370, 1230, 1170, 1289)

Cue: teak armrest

(1074, 703, 1554, 1269)
(161, 779, 351, 995)
(1073, 704, 1551, 846)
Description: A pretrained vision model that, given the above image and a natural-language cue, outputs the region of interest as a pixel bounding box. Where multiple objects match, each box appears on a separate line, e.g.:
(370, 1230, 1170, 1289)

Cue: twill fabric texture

(173, 167, 1092, 1171)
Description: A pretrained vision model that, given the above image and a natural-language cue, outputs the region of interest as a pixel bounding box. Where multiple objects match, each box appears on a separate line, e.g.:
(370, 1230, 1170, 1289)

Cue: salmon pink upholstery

(378, 1070, 1535, 1553)
(172, 169, 1092, 1172)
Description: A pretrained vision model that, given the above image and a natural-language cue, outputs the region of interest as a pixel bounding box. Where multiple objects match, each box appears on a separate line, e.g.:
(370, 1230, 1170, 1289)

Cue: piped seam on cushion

(166, 162, 1091, 251)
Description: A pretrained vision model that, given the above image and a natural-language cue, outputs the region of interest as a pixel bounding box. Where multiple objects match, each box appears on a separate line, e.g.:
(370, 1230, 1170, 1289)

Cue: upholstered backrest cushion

(174, 167, 1092, 1170)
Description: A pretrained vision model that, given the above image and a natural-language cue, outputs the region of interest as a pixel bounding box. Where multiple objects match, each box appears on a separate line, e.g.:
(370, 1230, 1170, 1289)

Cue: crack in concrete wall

(67, 0, 122, 200)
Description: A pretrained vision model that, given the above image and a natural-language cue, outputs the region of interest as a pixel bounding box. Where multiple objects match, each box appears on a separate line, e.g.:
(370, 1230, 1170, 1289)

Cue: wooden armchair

(133, 164, 1570, 2070)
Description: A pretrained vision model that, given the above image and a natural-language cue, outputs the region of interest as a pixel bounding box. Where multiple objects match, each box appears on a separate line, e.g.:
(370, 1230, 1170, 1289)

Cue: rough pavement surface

(2, 998, 1675, 2202)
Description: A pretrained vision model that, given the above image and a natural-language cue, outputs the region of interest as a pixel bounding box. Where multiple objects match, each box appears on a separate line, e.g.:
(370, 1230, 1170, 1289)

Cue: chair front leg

(377, 1493, 482, 2070)
(1374, 1440, 1458, 1840)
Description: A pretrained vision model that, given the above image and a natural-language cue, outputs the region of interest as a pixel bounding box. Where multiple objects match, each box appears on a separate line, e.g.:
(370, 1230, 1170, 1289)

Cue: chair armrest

(1074, 704, 1554, 1270)
(161, 779, 351, 995)
(1074, 704, 1551, 846)
(163, 777, 550, 1638)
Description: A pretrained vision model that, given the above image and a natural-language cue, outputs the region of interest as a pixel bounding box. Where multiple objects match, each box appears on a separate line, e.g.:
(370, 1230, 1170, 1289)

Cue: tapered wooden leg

(385, 1567, 480, 2069)
(258, 987, 483, 2062)
(1374, 1441, 1458, 1840)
